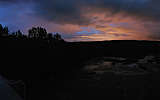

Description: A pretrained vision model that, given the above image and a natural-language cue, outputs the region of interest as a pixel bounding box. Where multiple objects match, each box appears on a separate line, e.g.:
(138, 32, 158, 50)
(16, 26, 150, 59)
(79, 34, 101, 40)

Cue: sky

(0, 0, 160, 41)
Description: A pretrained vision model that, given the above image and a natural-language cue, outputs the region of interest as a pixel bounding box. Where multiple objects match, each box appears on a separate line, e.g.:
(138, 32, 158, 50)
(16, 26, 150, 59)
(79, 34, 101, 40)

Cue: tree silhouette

(47, 33, 53, 40)
(38, 27, 47, 39)
(28, 27, 37, 38)
(0, 23, 65, 47)
(0, 24, 3, 33)
(3, 26, 9, 36)
(0, 24, 9, 37)
(10, 32, 16, 38)
(53, 33, 63, 41)
(11, 32, 16, 36)
(16, 30, 23, 37)
(28, 27, 47, 39)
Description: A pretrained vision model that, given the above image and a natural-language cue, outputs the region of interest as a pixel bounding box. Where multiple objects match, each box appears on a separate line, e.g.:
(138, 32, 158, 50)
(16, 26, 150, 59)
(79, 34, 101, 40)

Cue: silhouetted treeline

(0, 24, 64, 42)
(0, 24, 9, 37)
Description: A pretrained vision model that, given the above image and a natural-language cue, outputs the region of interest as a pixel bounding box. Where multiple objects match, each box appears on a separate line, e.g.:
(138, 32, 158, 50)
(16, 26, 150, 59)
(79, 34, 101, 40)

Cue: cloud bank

(1, 0, 160, 41)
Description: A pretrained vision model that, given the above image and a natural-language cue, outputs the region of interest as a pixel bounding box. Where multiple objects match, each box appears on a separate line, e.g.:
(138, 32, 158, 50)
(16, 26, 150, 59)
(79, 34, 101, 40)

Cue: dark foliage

(0, 24, 64, 44)
(0, 24, 9, 37)
(28, 27, 47, 39)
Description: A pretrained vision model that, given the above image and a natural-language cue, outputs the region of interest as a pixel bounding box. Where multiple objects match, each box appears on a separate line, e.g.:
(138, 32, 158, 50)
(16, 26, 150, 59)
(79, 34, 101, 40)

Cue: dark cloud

(112, 33, 130, 37)
(32, 0, 160, 25)
(1, 0, 160, 41)
(34, 0, 91, 25)
(0, 0, 33, 5)
(0, 0, 33, 2)
(1, 0, 160, 25)
(0, 0, 19, 2)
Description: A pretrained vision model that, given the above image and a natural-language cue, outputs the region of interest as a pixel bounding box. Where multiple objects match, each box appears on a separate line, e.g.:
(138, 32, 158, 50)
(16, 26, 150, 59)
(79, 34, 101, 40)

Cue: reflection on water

(85, 61, 113, 71)
(83, 55, 160, 76)
(68, 56, 160, 100)
(56, 56, 160, 100)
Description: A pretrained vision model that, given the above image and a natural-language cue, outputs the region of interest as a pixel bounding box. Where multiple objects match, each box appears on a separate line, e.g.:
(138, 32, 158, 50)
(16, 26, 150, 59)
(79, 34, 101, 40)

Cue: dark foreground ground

(1, 39, 160, 100)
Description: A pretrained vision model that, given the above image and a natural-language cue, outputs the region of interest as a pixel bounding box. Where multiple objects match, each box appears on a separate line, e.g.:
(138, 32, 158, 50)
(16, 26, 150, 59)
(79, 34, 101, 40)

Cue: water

(55, 56, 160, 100)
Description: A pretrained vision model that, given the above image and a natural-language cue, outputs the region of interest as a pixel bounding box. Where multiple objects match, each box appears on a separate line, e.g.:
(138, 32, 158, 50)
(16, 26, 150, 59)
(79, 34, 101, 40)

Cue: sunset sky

(0, 0, 160, 41)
